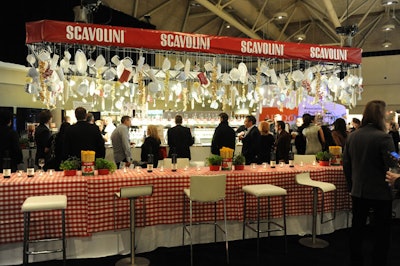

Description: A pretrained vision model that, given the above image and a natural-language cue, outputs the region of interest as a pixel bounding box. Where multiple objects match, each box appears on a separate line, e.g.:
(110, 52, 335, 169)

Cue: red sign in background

(259, 107, 299, 124)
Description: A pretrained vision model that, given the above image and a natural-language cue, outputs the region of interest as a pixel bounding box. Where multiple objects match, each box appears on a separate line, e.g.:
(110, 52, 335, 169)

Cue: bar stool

(242, 184, 287, 261)
(114, 185, 153, 266)
(295, 172, 337, 248)
(21, 195, 67, 266)
(183, 174, 228, 266)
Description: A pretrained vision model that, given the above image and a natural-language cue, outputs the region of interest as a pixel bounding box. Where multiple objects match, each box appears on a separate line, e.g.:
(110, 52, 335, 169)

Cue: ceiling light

(273, 12, 288, 20)
(382, 40, 392, 48)
(382, 22, 395, 31)
(73, 6, 88, 23)
(294, 33, 306, 41)
(381, 0, 399, 6)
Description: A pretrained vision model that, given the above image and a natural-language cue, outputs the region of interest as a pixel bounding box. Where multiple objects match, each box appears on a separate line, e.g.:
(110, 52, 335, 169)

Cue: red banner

(259, 107, 299, 124)
(26, 20, 362, 64)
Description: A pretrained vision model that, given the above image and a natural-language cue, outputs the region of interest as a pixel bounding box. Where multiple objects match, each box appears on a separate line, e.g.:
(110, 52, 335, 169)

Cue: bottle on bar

(147, 154, 154, 173)
(2, 150, 11, 178)
(288, 148, 294, 167)
(171, 153, 177, 172)
(270, 150, 276, 168)
(27, 149, 35, 177)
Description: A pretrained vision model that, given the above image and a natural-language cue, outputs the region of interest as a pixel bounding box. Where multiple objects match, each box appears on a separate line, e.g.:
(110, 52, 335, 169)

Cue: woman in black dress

(141, 125, 161, 168)
(257, 121, 275, 164)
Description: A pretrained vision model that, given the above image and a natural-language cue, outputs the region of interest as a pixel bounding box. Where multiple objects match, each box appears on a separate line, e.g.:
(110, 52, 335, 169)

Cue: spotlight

(382, 40, 392, 48)
(381, 0, 399, 6)
(294, 33, 306, 41)
(382, 22, 395, 31)
(273, 12, 288, 20)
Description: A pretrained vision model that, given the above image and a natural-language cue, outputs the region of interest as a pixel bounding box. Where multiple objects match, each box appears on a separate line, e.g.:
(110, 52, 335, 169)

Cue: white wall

(349, 54, 400, 114)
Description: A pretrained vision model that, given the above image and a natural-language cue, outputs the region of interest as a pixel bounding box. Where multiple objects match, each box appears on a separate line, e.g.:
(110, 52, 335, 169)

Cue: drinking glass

(38, 158, 45, 175)
(159, 161, 164, 172)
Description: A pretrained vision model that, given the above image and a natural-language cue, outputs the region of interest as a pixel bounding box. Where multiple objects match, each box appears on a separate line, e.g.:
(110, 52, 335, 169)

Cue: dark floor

(29, 219, 400, 266)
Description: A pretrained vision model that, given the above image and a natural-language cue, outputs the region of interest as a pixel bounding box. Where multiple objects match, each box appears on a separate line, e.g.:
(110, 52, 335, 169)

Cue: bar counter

(0, 164, 349, 265)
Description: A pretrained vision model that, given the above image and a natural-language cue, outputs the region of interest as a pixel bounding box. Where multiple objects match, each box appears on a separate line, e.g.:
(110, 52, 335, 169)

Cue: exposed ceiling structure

(97, 0, 400, 54)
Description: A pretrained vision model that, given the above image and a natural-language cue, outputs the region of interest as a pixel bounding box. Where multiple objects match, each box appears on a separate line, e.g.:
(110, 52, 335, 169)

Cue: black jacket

(241, 126, 261, 165)
(275, 130, 291, 163)
(258, 134, 275, 164)
(63, 121, 105, 159)
(0, 125, 23, 172)
(141, 136, 161, 168)
(343, 124, 396, 200)
(34, 123, 51, 165)
(211, 121, 236, 155)
(167, 125, 194, 160)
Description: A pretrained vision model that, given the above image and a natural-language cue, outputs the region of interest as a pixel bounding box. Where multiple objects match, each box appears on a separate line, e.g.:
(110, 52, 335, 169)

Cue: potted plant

(232, 154, 246, 170)
(315, 151, 332, 166)
(95, 158, 117, 175)
(59, 156, 80, 176)
(206, 154, 223, 171)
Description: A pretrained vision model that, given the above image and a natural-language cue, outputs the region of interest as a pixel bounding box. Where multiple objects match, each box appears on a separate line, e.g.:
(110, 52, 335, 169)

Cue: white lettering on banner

(66, 25, 125, 44)
(240, 41, 284, 56)
(160, 34, 211, 50)
(309, 47, 348, 61)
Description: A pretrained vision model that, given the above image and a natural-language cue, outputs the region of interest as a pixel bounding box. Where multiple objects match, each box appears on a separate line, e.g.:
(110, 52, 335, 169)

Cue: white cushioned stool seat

(22, 195, 67, 212)
(243, 184, 287, 197)
(116, 185, 153, 199)
(295, 173, 336, 192)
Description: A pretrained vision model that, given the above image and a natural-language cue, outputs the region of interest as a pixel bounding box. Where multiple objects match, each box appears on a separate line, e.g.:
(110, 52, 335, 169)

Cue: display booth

(24, 20, 363, 122)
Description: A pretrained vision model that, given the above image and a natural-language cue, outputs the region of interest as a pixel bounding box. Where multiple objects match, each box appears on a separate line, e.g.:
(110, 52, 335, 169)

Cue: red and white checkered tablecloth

(0, 172, 88, 244)
(0, 165, 348, 245)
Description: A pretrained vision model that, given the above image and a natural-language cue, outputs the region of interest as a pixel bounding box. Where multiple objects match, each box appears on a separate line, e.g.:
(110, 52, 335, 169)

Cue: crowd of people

(210, 105, 400, 265)
(2, 101, 400, 265)
(208, 111, 377, 167)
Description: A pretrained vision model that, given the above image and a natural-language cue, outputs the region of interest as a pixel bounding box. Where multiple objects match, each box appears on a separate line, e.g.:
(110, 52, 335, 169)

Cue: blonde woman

(141, 125, 161, 168)
(257, 121, 275, 163)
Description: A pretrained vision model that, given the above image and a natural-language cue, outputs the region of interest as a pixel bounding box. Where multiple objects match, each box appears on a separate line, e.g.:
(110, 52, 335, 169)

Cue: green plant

(59, 156, 81, 170)
(315, 151, 332, 161)
(95, 158, 117, 173)
(206, 154, 223, 166)
(232, 154, 246, 165)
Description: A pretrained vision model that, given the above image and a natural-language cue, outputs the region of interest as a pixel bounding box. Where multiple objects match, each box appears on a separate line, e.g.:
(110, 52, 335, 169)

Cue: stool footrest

(27, 249, 63, 255)
(28, 237, 63, 243)
(245, 221, 284, 234)
(184, 222, 226, 235)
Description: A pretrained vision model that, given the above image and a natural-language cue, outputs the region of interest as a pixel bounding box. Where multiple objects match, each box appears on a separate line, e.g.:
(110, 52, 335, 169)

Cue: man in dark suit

(34, 109, 52, 167)
(63, 107, 105, 160)
(0, 110, 23, 172)
(211, 112, 236, 155)
(167, 114, 194, 160)
(275, 120, 291, 163)
(239, 115, 260, 165)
